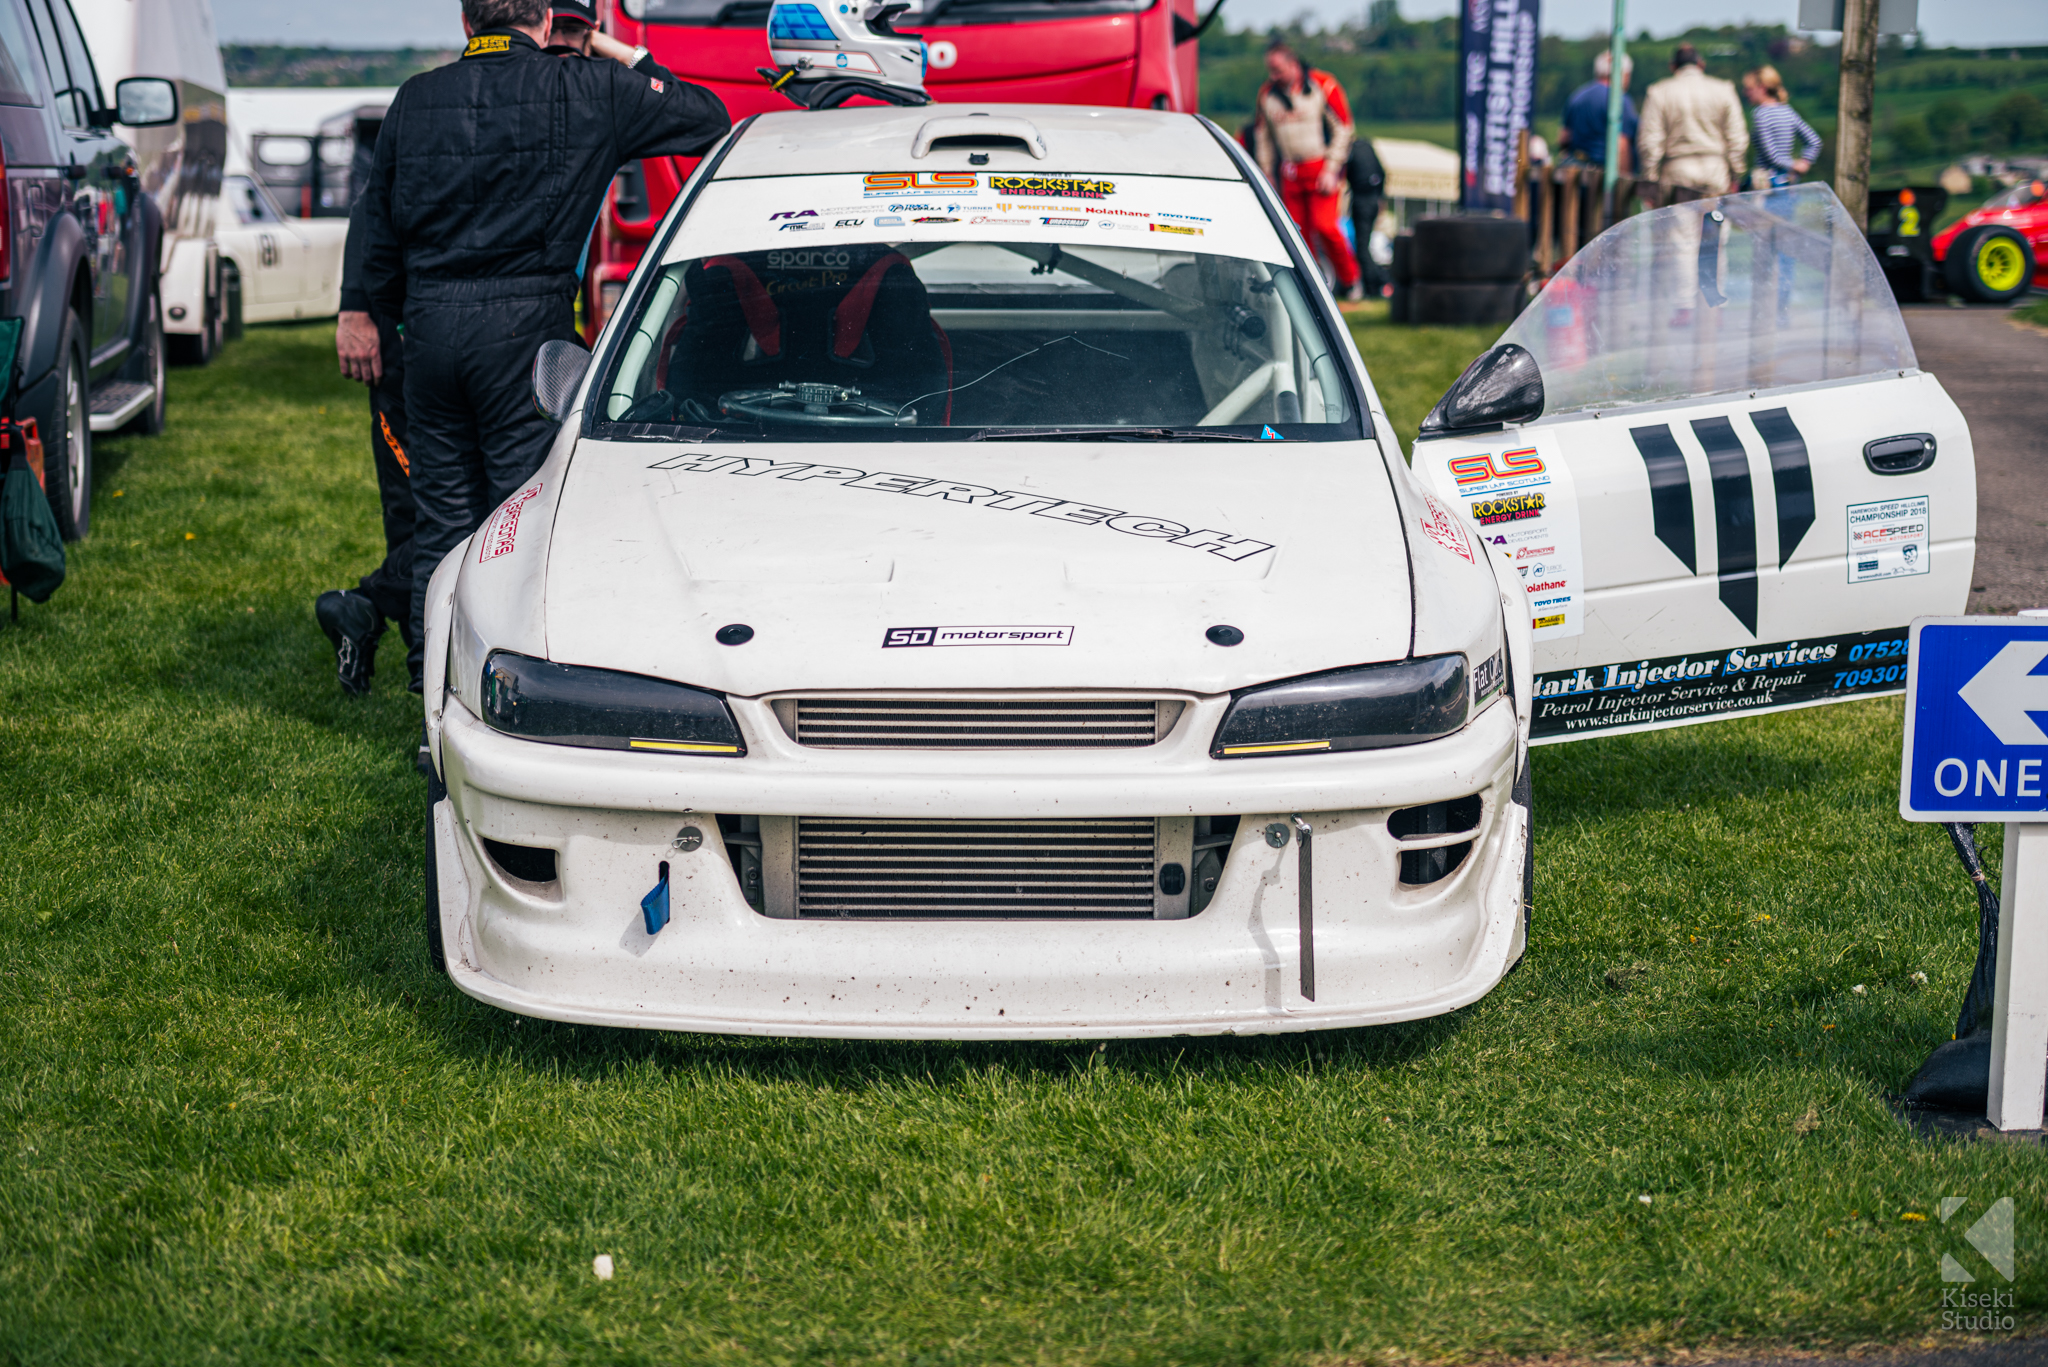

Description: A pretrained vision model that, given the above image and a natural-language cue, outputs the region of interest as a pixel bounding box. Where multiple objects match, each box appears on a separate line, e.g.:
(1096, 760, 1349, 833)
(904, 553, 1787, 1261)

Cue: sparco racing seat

(671, 245, 952, 427)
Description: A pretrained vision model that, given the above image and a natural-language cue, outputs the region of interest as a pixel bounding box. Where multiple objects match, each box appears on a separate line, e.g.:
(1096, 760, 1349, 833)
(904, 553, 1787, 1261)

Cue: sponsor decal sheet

(1416, 431, 1586, 642)
(660, 172, 1291, 265)
(1846, 495, 1932, 584)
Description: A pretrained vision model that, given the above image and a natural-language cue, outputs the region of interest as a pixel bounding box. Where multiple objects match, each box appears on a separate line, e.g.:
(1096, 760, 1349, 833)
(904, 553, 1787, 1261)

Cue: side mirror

(533, 339, 592, 421)
(1417, 342, 1544, 439)
(113, 77, 179, 128)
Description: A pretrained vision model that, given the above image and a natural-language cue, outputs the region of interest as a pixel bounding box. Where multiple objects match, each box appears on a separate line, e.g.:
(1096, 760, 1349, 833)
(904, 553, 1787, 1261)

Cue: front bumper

(433, 694, 1527, 1039)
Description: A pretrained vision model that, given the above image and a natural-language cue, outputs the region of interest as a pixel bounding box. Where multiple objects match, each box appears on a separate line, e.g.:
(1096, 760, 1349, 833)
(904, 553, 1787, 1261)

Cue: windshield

(595, 172, 1358, 440)
(1499, 183, 1915, 419)
(1981, 179, 2046, 211)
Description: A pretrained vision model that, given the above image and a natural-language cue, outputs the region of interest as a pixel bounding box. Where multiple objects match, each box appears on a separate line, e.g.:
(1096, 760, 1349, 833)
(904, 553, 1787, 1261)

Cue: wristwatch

(628, 44, 649, 68)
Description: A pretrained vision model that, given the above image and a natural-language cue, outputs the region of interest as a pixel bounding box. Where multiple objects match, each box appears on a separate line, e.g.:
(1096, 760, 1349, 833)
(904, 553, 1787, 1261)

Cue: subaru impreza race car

(421, 105, 1536, 1039)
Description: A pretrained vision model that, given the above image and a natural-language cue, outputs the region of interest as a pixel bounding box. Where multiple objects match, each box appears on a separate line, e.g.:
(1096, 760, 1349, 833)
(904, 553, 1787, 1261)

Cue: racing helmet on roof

(760, 0, 932, 109)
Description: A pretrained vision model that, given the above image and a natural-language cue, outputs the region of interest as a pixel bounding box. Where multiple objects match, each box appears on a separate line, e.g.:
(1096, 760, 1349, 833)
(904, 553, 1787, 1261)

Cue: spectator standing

(1557, 50, 1636, 173)
(317, 171, 414, 696)
(360, 0, 728, 690)
(1252, 42, 1363, 300)
(1346, 135, 1387, 294)
(1743, 65, 1821, 189)
(1637, 43, 1747, 204)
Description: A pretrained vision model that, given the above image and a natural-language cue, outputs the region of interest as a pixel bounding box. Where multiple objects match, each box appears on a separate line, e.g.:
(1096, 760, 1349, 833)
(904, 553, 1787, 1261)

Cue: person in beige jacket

(1637, 44, 1748, 202)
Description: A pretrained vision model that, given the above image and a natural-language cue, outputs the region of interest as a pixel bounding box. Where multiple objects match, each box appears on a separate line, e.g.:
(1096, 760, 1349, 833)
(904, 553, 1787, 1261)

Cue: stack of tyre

(1389, 217, 1530, 325)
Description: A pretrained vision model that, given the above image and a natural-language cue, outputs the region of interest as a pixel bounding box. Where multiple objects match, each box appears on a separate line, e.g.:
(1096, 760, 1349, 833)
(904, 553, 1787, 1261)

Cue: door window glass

(21, 0, 77, 126)
(224, 175, 286, 226)
(1499, 183, 1916, 418)
(0, 3, 43, 106)
(43, 0, 96, 123)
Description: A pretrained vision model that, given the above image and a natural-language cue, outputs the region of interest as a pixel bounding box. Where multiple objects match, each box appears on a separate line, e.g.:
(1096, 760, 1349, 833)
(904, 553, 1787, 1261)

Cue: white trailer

(73, 0, 229, 365)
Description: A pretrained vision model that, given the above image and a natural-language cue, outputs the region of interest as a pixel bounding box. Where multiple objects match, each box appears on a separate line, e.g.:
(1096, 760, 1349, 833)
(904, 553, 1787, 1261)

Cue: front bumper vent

(795, 816, 1160, 918)
(788, 697, 1174, 750)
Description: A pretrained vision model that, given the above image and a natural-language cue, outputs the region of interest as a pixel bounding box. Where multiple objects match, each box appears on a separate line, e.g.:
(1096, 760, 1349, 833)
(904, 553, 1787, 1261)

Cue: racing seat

(671, 246, 953, 424)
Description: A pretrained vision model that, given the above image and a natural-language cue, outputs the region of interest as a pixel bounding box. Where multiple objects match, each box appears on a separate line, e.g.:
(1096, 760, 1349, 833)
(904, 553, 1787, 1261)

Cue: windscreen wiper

(968, 426, 1263, 442)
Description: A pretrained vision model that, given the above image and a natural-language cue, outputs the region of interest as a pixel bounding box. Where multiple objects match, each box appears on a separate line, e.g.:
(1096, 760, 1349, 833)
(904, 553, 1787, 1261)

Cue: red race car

(1931, 178, 2047, 303)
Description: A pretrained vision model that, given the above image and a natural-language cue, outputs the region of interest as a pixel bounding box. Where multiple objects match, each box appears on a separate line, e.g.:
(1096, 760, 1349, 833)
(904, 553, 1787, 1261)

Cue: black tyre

(1388, 280, 1411, 323)
(167, 258, 220, 366)
(1412, 215, 1529, 281)
(44, 310, 91, 542)
(1943, 224, 2032, 304)
(221, 261, 244, 342)
(1390, 232, 1415, 285)
(121, 291, 166, 435)
(426, 767, 448, 975)
(1410, 280, 1526, 326)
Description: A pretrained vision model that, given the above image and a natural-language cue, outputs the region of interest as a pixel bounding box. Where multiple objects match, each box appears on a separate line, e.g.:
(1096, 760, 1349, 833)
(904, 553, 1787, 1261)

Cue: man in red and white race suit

(1252, 42, 1361, 299)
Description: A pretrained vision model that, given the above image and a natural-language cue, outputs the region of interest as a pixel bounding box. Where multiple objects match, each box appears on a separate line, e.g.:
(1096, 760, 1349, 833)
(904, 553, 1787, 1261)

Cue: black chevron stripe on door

(1691, 416, 1759, 634)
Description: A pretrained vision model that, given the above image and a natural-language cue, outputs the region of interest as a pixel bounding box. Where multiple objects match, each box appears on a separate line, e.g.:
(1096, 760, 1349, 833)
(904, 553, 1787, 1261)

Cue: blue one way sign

(1902, 617, 2048, 821)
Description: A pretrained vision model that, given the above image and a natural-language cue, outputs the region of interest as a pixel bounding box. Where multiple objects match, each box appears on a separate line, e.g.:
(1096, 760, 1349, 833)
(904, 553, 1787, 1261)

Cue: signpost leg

(1988, 822, 2048, 1131)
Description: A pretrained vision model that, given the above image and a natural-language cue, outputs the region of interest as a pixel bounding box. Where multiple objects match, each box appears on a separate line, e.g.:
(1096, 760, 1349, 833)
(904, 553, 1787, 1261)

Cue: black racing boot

(315, 589, 386, 696)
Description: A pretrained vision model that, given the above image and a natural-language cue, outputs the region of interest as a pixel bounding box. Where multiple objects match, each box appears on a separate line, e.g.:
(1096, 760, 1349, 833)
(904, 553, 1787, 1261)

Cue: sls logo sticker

(884, 625, 1075, 648)
(478, 483, 541, 562)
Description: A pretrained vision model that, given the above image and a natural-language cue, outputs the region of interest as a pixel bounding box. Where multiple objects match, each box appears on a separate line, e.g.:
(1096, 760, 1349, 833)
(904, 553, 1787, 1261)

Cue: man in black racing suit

(359, 0, 729, 689)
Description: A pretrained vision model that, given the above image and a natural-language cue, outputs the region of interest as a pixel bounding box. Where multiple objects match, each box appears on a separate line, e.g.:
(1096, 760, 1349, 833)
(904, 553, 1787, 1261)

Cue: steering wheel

(718, 380, 915, 427)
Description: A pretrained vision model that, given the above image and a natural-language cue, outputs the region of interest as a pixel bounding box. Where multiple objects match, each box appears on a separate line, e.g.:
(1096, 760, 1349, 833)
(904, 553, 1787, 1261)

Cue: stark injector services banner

(1460, 0, 1540, 212)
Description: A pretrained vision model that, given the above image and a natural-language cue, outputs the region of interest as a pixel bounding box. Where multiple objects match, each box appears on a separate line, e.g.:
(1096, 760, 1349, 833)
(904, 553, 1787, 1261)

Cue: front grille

(793, 698, 1162, 750)
(796, 817, 1157, 918)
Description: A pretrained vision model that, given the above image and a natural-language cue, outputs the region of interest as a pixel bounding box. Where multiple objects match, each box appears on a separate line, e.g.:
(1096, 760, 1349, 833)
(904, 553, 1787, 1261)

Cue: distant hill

(222, 46, 456, 88)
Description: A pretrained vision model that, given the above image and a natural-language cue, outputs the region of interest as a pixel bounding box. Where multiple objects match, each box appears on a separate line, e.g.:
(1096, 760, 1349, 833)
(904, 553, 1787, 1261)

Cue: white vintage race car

(422, 106, 1533, 1039)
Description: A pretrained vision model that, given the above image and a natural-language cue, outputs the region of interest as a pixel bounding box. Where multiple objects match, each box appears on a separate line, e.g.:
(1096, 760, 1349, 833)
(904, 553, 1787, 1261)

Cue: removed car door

(1413, 184, 1972, 744)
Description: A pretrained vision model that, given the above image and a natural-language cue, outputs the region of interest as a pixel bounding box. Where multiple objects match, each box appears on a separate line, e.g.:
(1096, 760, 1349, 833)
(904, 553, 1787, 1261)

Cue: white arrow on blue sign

(1901, 617, 2048, 821)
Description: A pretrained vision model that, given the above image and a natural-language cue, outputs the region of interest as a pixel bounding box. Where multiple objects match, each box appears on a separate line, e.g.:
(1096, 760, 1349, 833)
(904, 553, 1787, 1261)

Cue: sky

(213, 0, 2048, 49)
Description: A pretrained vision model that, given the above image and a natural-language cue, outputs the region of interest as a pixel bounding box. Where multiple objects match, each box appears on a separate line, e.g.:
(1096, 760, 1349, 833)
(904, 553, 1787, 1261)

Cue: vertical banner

(1460, 0, 1541, 212)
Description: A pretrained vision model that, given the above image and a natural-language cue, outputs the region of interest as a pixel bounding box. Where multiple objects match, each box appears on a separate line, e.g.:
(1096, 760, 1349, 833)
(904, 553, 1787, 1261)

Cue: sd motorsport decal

(646, 454, 1274, 562)
(883, 625, 1074, 648)
(1529, 627, 1909, 742)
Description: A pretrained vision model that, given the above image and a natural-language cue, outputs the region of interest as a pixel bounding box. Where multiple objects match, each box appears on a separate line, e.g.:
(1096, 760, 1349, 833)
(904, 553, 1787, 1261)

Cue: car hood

(541, 437, 1414, 695)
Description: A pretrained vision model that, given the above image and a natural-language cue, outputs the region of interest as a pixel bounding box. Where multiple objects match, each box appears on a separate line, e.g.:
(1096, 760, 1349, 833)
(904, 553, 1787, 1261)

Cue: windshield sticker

(883, 625, 1074, 648)
(646, 453, 1275, 562)
(1846, 496, 1930, 583)
(1417, 435, 1586, 641)
(478, 483, 542, 563)
(675, 174, 1288, 264)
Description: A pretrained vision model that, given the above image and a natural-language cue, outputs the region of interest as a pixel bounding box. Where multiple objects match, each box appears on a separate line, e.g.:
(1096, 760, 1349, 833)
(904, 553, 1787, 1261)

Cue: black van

(0, 0, 173, 541)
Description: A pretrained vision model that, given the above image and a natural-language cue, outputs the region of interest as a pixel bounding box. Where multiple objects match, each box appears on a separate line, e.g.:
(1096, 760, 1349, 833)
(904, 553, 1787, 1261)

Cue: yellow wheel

(1977, 236, 2027, 293)
(1947, 224, 2033, 302)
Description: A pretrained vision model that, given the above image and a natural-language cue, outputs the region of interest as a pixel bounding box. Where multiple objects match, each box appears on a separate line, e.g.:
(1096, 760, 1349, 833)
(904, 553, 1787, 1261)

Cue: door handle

(1863, 432, 1937, 476)
(61, 163, 86, 181)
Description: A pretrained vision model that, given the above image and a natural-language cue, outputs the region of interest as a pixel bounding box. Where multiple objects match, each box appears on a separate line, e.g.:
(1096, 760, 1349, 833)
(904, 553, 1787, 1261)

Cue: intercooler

(780, 697, 1179, 750)
(740, 815, 1198, 919)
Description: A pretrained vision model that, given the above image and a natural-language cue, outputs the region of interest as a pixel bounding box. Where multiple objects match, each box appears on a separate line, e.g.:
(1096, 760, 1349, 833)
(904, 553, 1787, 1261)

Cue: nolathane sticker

(645, 453, 1275, 562)
(883, 625, 1075, 648)
(478, 483, 541, 562)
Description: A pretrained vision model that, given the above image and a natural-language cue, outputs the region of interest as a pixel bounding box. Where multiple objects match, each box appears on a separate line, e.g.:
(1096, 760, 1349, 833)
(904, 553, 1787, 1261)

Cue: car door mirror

(113, 77, 179, 128)
(533, 339, 593, 422)
(1417, 343, 1544, 439)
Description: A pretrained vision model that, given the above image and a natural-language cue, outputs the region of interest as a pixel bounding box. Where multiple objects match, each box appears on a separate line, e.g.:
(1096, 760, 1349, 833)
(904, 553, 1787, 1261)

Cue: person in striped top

(1743, 66, 1822, 188)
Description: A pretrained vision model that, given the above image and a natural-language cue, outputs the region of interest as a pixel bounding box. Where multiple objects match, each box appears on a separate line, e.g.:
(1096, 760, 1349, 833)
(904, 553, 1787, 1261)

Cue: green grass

(1347, 301, 1505, 456)
(2, 325, 2043, 1365)
(2014, 296, 2048, 328)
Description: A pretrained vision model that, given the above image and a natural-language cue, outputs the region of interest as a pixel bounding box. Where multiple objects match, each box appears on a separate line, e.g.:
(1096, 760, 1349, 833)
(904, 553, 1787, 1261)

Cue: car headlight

(480, 651, 746, 755)
(1211, 654, 1469, 758)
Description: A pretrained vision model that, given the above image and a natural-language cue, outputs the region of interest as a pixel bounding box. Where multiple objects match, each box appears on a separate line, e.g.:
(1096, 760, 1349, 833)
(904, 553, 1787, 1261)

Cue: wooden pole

(1834, 0, 1879, 231)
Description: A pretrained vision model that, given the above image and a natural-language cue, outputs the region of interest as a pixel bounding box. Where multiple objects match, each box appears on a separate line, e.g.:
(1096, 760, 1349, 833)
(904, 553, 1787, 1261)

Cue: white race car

(422, 104, 1536, 1039)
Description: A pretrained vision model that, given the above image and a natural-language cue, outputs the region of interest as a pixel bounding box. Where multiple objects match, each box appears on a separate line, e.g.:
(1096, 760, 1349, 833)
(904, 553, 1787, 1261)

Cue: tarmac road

(1901, 303, 2048, 615)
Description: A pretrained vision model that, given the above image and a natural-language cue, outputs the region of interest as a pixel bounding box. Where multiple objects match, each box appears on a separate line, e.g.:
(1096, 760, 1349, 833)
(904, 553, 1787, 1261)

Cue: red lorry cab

(585, 0, 1208, 336)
